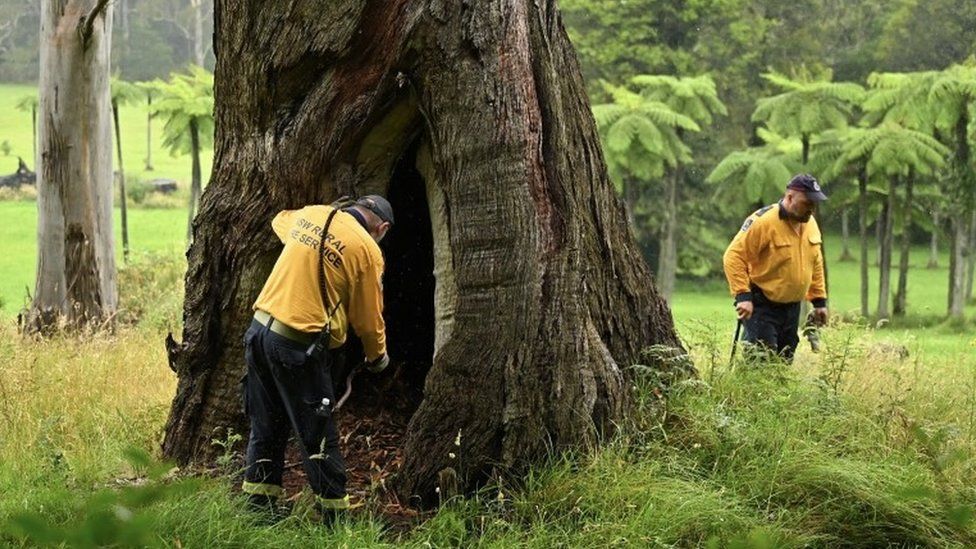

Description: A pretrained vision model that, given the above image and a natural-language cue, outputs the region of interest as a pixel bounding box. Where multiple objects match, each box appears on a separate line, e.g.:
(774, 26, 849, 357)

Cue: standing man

(241, 195, 394, 523)
(723, 174, 829, 362)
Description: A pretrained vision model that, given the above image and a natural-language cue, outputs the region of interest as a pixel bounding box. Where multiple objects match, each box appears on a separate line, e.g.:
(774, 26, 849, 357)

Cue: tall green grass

(1, 253, 974, 546)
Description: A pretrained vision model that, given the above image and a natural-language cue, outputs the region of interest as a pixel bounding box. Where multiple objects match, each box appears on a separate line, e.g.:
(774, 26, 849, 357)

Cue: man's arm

(348, 253, 387, 362)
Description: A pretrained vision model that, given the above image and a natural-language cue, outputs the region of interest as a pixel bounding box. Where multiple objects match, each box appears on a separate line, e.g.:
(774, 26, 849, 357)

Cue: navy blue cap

(786, 174, 827, 202)
(356, 195, 394, 225)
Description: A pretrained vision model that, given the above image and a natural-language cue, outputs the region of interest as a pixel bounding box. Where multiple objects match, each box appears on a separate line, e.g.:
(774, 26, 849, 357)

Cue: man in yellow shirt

(723, 174, 829, 362)
(241, 195, 393, 523)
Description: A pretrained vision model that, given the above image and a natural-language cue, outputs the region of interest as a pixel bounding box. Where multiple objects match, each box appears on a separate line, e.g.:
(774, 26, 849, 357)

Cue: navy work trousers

(242, 319, 346, 500)
(742, 290, 801, 362)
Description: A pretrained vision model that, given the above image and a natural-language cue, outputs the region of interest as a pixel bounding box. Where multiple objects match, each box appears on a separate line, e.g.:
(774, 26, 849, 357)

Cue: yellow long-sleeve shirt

(723, 203, 827, 306)
(253, 205, 387, 360)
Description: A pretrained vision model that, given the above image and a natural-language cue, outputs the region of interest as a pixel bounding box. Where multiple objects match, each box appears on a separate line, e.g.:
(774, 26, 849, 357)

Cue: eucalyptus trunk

(161, 0, 684, 506)
(29, 0, 117, 331)
(894, 171, 914, 315)
(876, 178, 895, 320)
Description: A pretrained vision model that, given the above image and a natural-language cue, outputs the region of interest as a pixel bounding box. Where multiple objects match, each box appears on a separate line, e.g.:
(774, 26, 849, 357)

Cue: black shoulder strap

(317, 207, 342, 327)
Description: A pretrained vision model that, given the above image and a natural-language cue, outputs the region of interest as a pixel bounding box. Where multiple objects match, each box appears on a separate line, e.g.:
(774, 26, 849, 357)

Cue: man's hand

(735, 300, 754, 320)
(366, 353, 390, 374)
(812, 307, 828, 326)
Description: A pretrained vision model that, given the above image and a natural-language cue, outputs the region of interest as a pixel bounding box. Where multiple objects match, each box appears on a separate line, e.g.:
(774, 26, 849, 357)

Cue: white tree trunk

(31, 0, 116, 329)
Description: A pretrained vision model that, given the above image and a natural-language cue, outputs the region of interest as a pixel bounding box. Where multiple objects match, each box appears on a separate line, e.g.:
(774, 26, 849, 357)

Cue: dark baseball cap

(786, 174, 827, 202)
(356, 195, 395, 225)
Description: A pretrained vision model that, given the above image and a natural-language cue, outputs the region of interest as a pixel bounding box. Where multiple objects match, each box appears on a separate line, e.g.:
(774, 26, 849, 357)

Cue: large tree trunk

(656, 167, 679, 301)
(161, 0, 684, 506)
(29, 0, 116, 330)
(858, 170, 869, 317)
(893, 171, 913, 316)
(876, 177, 896, 319)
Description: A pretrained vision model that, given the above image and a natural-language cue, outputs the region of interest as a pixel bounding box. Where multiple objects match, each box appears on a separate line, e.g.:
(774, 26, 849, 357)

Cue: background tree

(148, 66, 213, 243)
(829, 123, 947, 319)
(29, 0, 117, 331)
(161, 0, 686, 505)
(110, 77, 142, 263)
(14, 94, 37, 166)
(592, 81, 700, 296)
(751, 68, 866, 165)
(925, 61, 976, 318)
(630, 74, 726, 300)
(706, 129, 800, 207)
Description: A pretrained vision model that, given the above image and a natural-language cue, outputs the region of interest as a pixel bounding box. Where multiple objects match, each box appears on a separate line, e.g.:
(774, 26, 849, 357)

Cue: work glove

(365, 353, 390, 374)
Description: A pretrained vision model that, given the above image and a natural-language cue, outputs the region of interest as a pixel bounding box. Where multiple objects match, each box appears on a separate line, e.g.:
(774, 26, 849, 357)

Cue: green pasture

(0, 83, 213, 190)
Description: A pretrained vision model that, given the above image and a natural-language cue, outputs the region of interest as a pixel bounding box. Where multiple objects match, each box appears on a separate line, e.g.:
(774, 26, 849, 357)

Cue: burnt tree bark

(29, 0, 117, 330)
(162, 0, 683, 505)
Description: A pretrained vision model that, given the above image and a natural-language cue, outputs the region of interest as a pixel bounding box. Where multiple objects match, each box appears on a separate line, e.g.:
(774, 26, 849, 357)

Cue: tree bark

(29, 0, 117, 330)
(161, 0, 684, 506)
(893, 171, 913, 316)
(113, 100, 129, 263)
(858, 169, 869, 317)
(876, 177, 896, 320)
(656, 167, 679, 301)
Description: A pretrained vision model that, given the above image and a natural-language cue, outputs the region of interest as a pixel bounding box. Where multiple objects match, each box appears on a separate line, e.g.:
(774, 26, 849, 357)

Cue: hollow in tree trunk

(161, 0, 685, 506)
(29, 0, 117, 331)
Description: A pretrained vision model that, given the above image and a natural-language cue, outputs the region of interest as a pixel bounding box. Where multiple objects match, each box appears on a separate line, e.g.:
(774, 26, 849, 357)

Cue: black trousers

(241, 319, 346, 501)
(742, 290, 801, 362)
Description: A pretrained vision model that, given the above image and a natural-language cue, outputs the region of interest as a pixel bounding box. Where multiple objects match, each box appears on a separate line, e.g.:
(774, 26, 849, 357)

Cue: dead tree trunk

(29, 0, 117, 330)
(161, 0, 684, 506)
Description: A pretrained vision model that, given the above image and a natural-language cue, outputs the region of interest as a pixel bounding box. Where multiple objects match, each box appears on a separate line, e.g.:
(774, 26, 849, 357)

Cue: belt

(253, 310, 316, 345)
